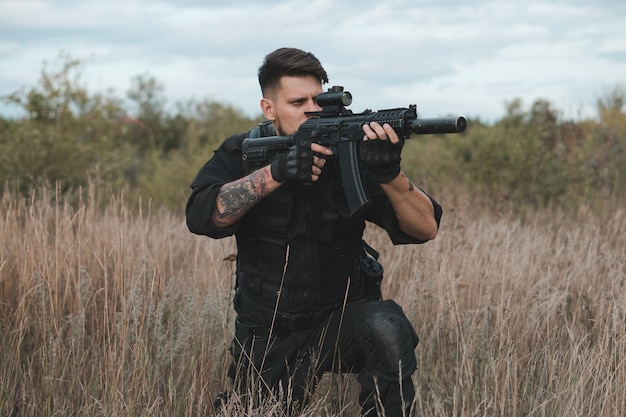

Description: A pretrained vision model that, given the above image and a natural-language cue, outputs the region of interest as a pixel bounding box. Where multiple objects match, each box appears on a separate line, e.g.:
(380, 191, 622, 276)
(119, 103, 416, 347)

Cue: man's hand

(270, 138, 331, 183)
(361, 122, 404, 183)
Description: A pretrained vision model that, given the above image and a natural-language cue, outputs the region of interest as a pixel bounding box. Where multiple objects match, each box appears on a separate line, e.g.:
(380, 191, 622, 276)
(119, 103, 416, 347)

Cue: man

(186, 47, 442, 416)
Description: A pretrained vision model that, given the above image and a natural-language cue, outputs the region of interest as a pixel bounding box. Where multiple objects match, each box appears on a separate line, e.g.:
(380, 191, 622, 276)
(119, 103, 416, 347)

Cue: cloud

(1, 0, 625, 122)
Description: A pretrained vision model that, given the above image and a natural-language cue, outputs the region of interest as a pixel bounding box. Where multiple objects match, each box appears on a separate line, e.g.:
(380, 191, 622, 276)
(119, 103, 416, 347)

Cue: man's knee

(357, 301, 419, 375)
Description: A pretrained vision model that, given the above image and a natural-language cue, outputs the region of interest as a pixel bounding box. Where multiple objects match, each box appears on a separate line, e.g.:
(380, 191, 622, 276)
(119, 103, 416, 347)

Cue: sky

(1, 0, 625, 123)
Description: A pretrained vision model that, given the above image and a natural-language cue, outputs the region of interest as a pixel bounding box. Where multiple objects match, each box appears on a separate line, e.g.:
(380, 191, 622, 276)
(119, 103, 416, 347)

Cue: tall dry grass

(1, 184, 625, 416)
(0, 185, 237, 416)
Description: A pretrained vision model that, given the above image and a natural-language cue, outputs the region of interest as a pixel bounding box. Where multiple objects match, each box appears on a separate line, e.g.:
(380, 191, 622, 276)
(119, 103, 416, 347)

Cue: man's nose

(307, 99, 322, 113)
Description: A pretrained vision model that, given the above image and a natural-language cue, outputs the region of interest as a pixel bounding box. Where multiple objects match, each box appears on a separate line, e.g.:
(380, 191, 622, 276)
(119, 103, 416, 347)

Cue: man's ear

(260, 98, 276, 121)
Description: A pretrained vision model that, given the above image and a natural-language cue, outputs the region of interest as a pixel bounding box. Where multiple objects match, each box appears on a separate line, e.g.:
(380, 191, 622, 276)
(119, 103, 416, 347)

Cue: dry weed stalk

(1, 184, 625, 416)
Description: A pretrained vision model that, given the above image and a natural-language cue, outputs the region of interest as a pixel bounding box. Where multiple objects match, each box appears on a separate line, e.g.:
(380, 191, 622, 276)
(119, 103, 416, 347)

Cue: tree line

(2, 54, 624, 211)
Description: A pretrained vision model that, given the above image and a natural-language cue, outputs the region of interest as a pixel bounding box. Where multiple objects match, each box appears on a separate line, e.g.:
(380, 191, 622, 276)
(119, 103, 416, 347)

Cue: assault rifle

(242, 86, 467, 215)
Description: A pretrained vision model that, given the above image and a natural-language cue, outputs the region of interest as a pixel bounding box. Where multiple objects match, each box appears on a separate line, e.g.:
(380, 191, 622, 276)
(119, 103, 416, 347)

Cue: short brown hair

(258, 47, 329, 97)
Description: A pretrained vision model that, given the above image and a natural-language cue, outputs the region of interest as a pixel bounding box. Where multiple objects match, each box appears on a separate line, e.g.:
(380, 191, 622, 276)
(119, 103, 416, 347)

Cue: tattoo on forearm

(214, 170, 268, 223)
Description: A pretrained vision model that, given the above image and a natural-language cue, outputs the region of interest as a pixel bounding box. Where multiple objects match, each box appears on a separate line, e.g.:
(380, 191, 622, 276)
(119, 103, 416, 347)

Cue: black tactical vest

(231, 123, 367, 314)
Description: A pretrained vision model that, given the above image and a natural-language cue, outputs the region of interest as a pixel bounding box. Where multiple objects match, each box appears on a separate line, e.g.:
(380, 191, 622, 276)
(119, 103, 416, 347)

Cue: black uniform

(186, 126, 442, 416)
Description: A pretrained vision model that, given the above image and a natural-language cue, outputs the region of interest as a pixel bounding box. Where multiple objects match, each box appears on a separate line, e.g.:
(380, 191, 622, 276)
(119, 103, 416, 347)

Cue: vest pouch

(238, 186, 296, 235)
(359, 242, 384, 300)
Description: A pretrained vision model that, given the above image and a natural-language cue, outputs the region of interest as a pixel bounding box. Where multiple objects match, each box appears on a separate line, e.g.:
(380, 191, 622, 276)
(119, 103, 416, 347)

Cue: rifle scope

(315, 87, 352, 107)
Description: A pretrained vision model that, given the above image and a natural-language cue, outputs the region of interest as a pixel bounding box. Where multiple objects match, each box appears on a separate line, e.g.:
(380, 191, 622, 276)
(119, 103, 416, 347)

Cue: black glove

(270, 136, 314, 183)
(361, 138, 404, 183)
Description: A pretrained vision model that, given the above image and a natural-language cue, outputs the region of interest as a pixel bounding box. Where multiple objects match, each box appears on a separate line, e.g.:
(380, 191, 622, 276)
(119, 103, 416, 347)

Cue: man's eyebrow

(289, 97, 307, 104)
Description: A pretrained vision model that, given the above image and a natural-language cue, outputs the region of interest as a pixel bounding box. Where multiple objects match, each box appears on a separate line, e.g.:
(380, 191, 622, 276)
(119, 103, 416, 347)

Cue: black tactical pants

(228, 296, 419, 417)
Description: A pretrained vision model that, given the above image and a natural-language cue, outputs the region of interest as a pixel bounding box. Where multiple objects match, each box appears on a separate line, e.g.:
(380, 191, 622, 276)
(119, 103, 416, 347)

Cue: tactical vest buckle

(278, 311, 316, 331)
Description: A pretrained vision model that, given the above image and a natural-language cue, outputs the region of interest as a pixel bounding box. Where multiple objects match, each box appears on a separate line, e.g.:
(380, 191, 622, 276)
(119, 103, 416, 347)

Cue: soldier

(186, 47, 442, 416)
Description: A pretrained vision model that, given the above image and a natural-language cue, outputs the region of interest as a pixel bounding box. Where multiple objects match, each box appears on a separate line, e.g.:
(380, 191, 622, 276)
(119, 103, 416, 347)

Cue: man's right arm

(211, 140, 332, 228)
(211, 165, 282, 228)
(186, 140, 331, 236)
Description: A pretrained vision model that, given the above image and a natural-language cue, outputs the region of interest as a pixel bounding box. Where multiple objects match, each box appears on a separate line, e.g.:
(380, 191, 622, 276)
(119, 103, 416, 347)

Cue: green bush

(2, 53, 625, 212)
(1, 53, 260, 208)
(403, 93, 626, 210)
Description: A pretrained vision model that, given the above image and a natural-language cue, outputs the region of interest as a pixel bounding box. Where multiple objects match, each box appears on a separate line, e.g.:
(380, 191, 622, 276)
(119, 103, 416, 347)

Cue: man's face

(260, 75, 323, 136)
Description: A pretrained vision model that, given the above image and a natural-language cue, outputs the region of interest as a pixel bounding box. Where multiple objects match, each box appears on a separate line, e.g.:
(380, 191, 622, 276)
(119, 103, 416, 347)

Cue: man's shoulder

(219, 121, 274, 154)
(219, 131, 248, 154)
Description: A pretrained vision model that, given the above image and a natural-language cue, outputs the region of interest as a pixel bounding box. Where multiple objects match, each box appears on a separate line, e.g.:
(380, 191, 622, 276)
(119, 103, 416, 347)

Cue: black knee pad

(357, 301, 419, 376)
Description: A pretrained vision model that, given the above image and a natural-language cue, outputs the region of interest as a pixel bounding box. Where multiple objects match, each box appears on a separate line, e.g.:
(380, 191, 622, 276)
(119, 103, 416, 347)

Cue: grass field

(1, 185, 625, 416)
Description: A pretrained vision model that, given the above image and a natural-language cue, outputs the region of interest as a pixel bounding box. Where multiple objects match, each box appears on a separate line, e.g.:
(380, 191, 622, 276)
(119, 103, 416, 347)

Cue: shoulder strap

(248, 120, 276, 138)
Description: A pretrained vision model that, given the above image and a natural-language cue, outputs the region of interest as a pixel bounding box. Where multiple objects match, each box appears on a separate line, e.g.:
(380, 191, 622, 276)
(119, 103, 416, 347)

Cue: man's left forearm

(380, 171, 438, 241)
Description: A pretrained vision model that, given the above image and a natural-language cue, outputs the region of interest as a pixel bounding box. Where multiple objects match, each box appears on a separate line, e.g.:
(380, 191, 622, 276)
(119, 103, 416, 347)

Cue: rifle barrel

(412, 116, 467, 135)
